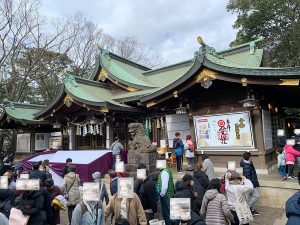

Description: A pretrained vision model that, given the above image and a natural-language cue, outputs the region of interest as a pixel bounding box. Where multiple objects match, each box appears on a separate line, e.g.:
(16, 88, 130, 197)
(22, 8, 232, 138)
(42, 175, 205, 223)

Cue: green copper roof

(222, 49, 263, 68)
(2, 101, 44, 123)
(64, 74, 131, 108)
(99, 49, 155, 89)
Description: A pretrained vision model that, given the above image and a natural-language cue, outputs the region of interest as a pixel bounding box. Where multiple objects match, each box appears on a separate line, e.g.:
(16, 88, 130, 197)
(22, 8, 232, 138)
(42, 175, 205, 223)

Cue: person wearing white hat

(92, 172, 109, 205)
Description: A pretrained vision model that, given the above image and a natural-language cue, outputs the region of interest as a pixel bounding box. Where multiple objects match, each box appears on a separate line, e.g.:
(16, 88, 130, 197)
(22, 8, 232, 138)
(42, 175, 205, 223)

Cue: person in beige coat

(62, 165, 81, 224)
(105, 193, 147, 225)
(200, 178, 234, 225)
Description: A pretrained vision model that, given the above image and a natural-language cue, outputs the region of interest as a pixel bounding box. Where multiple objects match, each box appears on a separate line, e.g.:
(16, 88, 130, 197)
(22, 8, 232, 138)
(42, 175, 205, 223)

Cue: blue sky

(40, 0, 237, 64)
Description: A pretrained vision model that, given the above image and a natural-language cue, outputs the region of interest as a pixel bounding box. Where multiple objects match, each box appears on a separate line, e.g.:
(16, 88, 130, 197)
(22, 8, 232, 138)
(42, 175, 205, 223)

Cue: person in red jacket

(284, 144, 300, 178)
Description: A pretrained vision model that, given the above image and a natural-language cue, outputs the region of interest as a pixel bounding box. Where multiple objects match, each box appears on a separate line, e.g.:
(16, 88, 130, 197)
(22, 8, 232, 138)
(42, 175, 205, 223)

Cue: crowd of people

(0, 131, 299, 225)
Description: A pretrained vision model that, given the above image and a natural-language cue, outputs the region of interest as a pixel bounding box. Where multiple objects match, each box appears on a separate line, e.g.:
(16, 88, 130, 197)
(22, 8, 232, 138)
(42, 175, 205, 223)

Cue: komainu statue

(128, 123, 156, 153)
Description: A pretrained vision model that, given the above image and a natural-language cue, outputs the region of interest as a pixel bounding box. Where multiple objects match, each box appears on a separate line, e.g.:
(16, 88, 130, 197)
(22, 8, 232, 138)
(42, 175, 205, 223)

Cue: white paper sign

(277, 129, 285, 137)
(227, 161, 236, 171)
(165, 152, 169, 159)
(170, 198, 191, 220)
(156, 160, 167, 169)
(0, 176, 8, 189)
(16, 179, 40, 191)
(20, 174, 30, 179)
(294, 129, 300, 135)
(286, 139, 296, 146)
(137, 169, 146, 180)
(83, 182, 100, 201)
(118, 178, 134, 198)
(115, 161, 125, 173)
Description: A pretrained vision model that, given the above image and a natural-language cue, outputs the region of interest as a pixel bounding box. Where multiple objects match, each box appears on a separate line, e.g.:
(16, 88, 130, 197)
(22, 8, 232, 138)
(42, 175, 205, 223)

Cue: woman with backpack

(62, 165, 81, 224)
(184, 135, 195, 169)
(200, 178, 234, 225)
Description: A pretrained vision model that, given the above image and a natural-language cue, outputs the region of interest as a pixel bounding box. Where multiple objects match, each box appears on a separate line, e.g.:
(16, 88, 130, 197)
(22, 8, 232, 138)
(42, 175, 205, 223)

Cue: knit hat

(68, 165, 76, 173)
(186, 165, 194, 171)
(230, 171, 242, 180)
(182, 174, 193, 182)
(92, 171, 101, 181)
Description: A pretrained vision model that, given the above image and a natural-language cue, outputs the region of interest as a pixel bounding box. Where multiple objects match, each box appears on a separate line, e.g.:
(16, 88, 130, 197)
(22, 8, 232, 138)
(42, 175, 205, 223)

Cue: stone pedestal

(125, 151, 160, 180)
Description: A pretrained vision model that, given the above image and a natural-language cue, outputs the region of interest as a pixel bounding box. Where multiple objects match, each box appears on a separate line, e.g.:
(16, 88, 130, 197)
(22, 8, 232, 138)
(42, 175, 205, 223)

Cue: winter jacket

(277, 153, 286, 167)
(47, 185, 63, 225)
(134, 178, 143, 196)
(29, 169, 47, 185)
(62, 172, 81, 206)
(202, 159, 216, 181)
(192, 177, 206, 212)
(200, 189, 234, 225)
(286, 191, 300, 225)
(174, 181, 194, 210)
(139, 176, 158, 213)
(225, 179, 253, 211)
(14, 190, 46, 225)
(110, 177, 118, 196)
(187, 210, 206, 225)
(193, 171, 210, 190)
(71, 200, 104, 225)
(0, 189, 13, 218)
(104, 193, 147, 225)
(42, 189, 53, 225)
(284, 145, 300, 163)
(111, 141, 124, 155)
(240, 159, 259, 188)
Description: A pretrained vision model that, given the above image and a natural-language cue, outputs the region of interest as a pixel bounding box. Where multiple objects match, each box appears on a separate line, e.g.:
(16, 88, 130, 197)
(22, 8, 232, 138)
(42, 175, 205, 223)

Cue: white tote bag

(9, 208, 30, 225)
(149, 219, 165, 225)
(233, 187, 253, 224)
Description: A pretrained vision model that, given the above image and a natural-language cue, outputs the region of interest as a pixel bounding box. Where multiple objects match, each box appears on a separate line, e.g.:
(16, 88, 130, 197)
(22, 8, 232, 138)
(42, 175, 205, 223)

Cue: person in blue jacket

(173, 132, 184, 172)
(286, 172, 300, 225)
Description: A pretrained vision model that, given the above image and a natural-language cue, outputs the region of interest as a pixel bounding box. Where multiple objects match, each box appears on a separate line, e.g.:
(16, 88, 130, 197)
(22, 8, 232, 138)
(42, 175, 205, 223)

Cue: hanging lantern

(156, 118, 161, 129)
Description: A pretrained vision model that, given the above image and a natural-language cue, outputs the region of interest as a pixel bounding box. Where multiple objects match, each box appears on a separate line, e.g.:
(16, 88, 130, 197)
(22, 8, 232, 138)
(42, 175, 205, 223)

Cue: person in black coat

(137, 164, 158, 224)
(194, 163, 210, 190)
(14, 190, 46, 225)
(29, 161, 47, 186)
(240, 152, 260, 216)
(62, 158, 72, 177)
(286, 172, 300, 225)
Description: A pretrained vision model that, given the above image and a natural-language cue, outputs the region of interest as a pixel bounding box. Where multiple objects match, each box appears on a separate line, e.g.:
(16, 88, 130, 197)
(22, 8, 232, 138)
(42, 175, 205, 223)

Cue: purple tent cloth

(21, 150, 113, 184)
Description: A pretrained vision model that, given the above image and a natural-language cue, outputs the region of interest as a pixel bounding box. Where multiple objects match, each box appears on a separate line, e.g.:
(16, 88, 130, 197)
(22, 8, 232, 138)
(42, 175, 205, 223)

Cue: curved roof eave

(140, 57, 204, 103)
(203, 57, 300, 77)
(34, 85, 66, 118)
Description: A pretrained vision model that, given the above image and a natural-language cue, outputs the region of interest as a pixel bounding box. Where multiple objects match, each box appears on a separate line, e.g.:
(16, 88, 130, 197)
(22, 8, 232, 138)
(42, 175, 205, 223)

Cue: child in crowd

(276, 148, 287, 180)
(284, 144, 300, 179)
(240, 152, 260, 216)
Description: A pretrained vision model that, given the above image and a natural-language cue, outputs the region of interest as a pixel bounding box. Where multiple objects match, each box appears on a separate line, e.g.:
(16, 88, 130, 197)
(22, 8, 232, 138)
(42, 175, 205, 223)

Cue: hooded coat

(191, 178, 206, 212)
(200, 189, 234, 225)
(286, 191, 300, 225)
(193, 171, 210, 190)
(62, 172, 81, 206)
(240, 160, 259, 188)
(71, 200, 104, 225)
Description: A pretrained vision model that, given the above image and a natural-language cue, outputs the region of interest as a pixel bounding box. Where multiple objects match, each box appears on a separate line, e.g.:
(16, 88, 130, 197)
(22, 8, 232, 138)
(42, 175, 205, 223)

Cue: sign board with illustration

(193, 112, 254, 149)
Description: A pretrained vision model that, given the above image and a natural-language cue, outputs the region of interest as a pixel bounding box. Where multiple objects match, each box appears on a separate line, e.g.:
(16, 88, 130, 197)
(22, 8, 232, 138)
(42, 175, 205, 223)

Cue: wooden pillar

(106, 121, 113, 149)
(30, 132, 35, 153)
(69, 125, 76, 150)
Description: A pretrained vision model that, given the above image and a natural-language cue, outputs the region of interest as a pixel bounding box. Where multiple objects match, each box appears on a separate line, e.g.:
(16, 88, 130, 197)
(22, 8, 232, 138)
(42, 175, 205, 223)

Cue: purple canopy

(21, 150, 113, 185)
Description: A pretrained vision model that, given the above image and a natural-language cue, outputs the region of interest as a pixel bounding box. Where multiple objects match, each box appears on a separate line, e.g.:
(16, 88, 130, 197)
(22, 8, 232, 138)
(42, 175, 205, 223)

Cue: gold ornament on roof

(98, 69, 108, 82)
(279, 79, 299, 86)
(64, 95, 73, 108)
(197, 36, 205, 46)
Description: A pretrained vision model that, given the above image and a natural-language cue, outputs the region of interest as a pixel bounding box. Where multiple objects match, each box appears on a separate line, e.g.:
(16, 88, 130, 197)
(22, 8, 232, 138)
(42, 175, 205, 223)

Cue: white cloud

(40, 0, 237, 64)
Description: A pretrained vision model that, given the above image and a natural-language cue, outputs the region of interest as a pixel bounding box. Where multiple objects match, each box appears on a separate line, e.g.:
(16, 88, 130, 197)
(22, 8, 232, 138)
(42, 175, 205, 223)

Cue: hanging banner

(193, 112, 254, 149)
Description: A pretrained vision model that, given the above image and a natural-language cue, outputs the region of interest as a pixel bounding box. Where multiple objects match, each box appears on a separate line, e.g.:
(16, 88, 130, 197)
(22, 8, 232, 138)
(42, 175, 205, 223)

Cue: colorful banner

(193, 112, 254, 148)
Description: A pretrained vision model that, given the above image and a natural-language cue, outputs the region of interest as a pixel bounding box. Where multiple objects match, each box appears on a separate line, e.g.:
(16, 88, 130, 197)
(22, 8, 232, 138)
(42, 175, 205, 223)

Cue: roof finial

(197, 36, 205, 46)
(96, 43, 101, 49)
